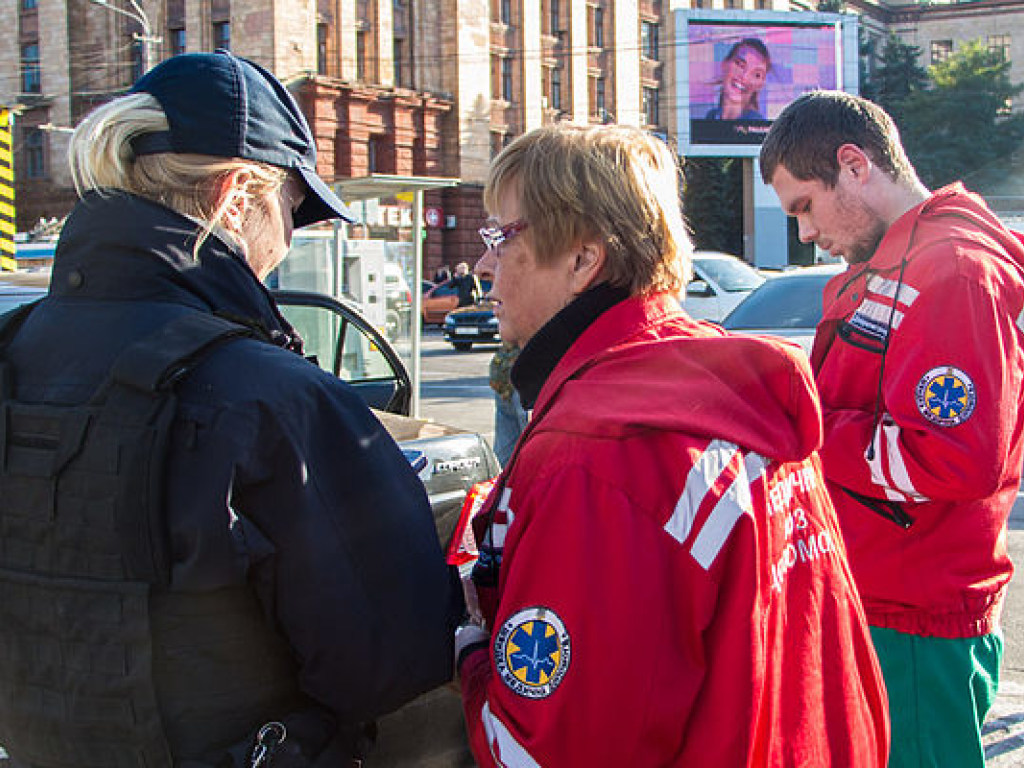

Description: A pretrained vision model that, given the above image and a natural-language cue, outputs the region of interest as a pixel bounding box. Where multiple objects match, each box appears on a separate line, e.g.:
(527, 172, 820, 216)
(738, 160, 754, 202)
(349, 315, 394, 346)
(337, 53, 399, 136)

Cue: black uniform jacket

(3, 190, 459, 754)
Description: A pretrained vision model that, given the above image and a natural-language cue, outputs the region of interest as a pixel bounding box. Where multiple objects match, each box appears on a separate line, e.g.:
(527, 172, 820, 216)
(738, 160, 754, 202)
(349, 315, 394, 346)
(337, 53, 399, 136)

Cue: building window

(394, 39, 405, 86)
(593, 8, 604, 48)
(169, 27, 186, 55)
(317, 23, 328, 74)
(491, 131, 505, 158)
(550, 0, 560, 34)
(500, 0, 511, 25)
(356, 30, 367, 80)
(725, 0, 740, 8)
(213, 20, 230, 50)
(755, 0, 769, 8)
(641, 21, 659, 61)
(930, 39, 953, 65)
(988, 34, 1011, 61)
(368, 136, 378, 173)
(501, 56, 513, 101)
(24, 128, 44, 178)
(131, 40, 145, 82)
(21, 43, 40, 94)
(551, 66, 562, 111)
(21, 0, 37, 9)
(643, 87, 659, 126)
(595, 77, 606, 116)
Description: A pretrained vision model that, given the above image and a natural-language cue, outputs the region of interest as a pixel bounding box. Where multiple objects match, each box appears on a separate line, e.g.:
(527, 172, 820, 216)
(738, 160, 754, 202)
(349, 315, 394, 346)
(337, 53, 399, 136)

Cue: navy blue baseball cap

(129, 50, 356, 227)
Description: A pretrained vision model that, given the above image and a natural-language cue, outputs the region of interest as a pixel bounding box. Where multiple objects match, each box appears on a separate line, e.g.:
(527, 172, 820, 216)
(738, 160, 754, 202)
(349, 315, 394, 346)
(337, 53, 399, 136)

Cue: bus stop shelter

(334, 174, 460, 417)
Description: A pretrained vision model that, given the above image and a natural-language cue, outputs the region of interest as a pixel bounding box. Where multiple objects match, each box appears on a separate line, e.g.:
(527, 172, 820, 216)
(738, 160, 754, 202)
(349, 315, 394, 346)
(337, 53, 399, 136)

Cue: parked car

(422, 277, 492, 326)
(721, 263, 846, 355)
(443, 299, 500, 351)
(683, 251, 766, 323)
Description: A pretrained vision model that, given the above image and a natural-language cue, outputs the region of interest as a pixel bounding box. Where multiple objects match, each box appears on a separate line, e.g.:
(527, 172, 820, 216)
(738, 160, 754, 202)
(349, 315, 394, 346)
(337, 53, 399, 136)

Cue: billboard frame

(674, 9, 859, 158)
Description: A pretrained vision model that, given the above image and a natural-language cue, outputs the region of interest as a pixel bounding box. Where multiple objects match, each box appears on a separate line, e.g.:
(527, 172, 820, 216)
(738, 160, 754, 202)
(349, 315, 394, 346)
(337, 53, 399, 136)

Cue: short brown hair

(759, 90, 918, 188)
(484, 123, 691, 295)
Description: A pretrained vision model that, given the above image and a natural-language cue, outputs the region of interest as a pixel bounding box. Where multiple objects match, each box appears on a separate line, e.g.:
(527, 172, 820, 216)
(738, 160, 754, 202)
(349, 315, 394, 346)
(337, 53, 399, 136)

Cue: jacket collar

(50, 190, 297, 343)
(529, 291, 682, 418)
(511, 282, 629, 409)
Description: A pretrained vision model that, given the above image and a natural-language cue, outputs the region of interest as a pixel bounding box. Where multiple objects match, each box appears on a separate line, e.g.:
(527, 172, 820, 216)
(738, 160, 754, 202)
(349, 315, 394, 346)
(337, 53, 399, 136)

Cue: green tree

(865, 34, 929, 124)
(682, 157, 743, 256)
(899, 39, 1024, 187)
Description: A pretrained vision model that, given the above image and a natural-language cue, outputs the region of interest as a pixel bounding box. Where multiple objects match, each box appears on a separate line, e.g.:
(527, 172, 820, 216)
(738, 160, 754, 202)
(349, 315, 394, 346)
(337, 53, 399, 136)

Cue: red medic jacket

(811, 183, 1024, 639)
(459, 292, 888, 767)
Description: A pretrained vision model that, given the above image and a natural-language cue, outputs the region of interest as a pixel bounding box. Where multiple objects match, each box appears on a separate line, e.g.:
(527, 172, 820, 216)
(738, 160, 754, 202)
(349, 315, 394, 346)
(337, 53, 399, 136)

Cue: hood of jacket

(49, 190, 297, 342)
(528, 292, 823, 464)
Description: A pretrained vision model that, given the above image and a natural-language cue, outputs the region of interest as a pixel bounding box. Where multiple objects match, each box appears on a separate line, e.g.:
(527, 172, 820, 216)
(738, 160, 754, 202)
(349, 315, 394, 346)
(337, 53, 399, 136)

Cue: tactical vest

(0, 307, 305, 767)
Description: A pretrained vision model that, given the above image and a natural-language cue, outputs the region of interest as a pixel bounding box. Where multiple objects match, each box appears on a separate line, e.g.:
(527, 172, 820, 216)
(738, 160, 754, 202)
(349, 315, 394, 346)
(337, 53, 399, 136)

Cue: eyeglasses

(479, 219, 529, 251)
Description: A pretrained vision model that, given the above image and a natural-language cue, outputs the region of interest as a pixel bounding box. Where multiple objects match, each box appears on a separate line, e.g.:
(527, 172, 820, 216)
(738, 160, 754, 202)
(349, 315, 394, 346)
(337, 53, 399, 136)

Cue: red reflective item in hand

(446, 479, 495, 571)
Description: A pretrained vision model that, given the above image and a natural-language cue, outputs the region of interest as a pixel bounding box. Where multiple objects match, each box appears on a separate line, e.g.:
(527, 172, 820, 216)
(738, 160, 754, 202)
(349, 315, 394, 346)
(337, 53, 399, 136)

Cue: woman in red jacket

(453, 123, 889, 767)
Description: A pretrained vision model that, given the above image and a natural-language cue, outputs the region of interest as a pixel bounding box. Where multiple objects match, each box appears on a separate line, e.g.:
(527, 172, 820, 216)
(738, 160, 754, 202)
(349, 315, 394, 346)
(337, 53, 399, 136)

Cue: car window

(433, 282, 457, 297)
(278, 302, 396, 381)
(0, 296, 38, 314)
(722, 275, 829, 329)
(694, 258, 765, 293)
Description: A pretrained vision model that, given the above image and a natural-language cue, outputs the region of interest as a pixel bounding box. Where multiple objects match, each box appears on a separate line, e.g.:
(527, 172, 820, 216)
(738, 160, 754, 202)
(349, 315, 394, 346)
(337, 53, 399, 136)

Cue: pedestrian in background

(453, 122, 888, 766)
(761, 89, 1024, 768)
(488, 341, 529, 466)
(0, 51, 459, 766)
(453, 260, 482, 307)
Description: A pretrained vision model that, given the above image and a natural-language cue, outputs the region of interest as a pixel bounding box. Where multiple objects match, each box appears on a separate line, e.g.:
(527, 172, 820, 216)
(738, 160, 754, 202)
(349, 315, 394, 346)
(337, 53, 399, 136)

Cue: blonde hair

(483, 123, 692, 295)
(68, 92, 287, 254)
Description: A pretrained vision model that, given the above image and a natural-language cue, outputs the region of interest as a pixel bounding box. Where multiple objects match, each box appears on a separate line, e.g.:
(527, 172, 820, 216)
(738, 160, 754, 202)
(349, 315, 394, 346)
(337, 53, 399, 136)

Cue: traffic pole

(0, 108, 16, 272)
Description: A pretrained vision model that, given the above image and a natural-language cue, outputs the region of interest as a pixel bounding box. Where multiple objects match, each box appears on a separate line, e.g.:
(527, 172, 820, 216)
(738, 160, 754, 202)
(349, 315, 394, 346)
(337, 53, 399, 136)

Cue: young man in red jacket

(452, 122, 889, 766)
(761, 90, 1024, 768)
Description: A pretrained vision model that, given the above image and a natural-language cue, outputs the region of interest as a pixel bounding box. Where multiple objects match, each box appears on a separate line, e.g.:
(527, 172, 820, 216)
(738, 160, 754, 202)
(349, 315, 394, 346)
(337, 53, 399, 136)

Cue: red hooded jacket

(459, 292, 888, 767)
(811, 183, 1024, 638)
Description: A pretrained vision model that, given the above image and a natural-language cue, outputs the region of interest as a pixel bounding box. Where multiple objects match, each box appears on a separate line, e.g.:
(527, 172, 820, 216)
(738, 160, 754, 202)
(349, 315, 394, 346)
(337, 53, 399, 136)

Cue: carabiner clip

(249, 721, 288, 768)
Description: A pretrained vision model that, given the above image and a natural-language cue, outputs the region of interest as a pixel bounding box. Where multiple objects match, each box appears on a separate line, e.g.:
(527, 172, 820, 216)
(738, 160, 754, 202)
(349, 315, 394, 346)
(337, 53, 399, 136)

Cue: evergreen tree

(900, 39, 1024, 187)
(682, 157, 743, 257)
(868, 34, 929, 124)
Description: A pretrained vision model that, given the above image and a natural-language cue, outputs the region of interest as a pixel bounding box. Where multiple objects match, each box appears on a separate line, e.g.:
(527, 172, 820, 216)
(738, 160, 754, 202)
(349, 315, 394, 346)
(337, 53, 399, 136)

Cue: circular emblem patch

(494, 607, 571, 699)
(915, 366, 976, 427)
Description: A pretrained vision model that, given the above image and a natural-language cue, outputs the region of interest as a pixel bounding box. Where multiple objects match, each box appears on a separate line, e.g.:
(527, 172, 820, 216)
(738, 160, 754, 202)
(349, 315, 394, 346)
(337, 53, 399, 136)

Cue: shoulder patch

(494, 607, 571, 699)
(915, 366, 976, 427)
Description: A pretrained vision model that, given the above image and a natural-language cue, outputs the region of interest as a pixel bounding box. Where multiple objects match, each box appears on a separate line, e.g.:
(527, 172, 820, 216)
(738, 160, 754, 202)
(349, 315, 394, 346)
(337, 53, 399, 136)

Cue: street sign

(0, 109, 15, 272)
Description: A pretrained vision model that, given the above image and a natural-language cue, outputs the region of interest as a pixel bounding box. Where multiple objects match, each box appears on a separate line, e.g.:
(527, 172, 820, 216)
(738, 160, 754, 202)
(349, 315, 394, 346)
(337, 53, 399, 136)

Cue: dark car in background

(443, 299, 500, 350)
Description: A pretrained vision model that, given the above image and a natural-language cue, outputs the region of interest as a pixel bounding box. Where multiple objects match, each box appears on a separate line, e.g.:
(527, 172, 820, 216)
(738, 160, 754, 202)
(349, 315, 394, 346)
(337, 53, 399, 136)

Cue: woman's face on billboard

(721, 45, 768, 111)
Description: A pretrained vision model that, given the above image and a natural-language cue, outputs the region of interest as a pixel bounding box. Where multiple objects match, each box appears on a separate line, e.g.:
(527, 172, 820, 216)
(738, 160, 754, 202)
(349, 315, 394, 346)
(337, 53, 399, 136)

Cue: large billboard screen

(677, 12, 853, 156)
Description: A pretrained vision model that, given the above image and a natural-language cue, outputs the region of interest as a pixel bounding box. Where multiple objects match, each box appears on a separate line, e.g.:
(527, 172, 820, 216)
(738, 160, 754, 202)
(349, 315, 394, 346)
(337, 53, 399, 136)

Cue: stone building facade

(3, 0, 1023, 267)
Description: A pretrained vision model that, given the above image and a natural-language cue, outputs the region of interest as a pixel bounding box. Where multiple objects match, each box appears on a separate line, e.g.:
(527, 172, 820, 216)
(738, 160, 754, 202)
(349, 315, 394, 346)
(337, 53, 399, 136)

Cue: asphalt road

(416, 328, 1024, 765)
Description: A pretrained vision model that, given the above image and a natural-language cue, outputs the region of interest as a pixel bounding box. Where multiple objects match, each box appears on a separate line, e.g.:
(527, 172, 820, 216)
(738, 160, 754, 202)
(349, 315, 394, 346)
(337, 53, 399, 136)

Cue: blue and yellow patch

(915, 366, 976, 427)
(494, 607, 571, 699)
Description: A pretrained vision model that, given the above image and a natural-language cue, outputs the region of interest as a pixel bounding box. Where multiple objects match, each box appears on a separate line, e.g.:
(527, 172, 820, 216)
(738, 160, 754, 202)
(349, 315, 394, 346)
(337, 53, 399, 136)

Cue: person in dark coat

(453, 261, 482, 307)
(0, 51, 459, 767)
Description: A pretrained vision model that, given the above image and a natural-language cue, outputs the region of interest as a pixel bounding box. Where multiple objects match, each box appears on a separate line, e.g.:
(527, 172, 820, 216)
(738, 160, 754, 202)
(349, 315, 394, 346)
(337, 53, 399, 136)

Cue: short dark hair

(759, 90, 917, 188)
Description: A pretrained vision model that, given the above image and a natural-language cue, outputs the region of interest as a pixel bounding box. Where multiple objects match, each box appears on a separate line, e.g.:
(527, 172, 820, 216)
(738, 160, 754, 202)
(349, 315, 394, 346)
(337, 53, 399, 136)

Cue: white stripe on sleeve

(664, 440, 740, 545)
(482, 701, 542, 768)
(882, 421, 929, 502)
(690, 452, 759, 570)
(866, 421, 909, 503)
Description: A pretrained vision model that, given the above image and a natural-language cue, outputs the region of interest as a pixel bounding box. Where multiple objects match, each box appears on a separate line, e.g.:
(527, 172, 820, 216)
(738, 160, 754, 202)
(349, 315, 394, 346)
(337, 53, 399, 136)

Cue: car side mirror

(687, 280, 714, 298)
